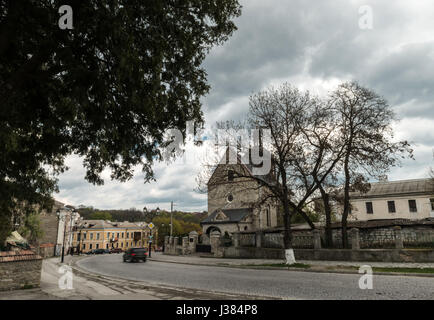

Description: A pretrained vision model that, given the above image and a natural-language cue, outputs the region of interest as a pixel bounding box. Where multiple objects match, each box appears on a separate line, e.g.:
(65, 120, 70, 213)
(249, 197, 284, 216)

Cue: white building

(347, 178, 434, 221)
(56, 207, 81, 256)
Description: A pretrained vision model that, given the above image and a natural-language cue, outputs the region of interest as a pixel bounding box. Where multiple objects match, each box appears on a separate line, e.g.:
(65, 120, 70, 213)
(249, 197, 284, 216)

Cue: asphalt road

(76, 254, 434, 300)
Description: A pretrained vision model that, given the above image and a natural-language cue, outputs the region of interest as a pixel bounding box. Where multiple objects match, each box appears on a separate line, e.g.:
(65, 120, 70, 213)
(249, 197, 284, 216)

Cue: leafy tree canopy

(0, 0, 241, 246)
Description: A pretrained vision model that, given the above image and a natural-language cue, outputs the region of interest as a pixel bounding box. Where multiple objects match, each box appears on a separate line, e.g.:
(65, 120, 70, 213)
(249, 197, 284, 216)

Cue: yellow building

(72, 220, 158, 253)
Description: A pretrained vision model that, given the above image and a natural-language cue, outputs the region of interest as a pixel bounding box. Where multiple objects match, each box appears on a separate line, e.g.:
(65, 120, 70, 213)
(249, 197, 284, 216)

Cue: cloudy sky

(55, 0, 434, 211)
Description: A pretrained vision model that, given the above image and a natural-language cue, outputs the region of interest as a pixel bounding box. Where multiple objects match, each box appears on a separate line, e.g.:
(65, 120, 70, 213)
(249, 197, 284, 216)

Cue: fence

(240, 233, 256, 247)
(237, 225, 434, 250)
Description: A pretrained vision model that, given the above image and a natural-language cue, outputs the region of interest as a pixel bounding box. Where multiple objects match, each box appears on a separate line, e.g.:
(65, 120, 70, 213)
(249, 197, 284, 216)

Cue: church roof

(201, 208, 252, 225)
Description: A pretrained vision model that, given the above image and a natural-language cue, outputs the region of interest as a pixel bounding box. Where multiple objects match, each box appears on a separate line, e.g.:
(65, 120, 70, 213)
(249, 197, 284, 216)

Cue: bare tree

(331, 81, 413, 248)
(212, 84, 343, 250)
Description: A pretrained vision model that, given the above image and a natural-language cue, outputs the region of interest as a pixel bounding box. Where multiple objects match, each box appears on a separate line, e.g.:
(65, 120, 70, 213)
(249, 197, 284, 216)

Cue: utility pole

(170, 201, 173, 237)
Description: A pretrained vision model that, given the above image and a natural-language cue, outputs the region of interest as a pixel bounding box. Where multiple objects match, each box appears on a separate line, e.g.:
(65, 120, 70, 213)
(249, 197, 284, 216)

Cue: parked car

(110, 248, 123, 254)
(123, 248, 148, 263)
(94, 248, 106, 254)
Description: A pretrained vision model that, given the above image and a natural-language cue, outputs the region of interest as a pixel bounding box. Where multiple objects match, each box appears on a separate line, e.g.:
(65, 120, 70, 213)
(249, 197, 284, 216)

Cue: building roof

(77, 220, 147, 230)
(201, 208, 252, 225)
(350, 178, 434, 199)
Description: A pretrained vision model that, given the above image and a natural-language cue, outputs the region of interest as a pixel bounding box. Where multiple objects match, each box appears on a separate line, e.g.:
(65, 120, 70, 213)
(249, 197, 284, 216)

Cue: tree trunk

(341, 152, 351, 249)
(282, 198, 293, 249)
(318, 186, 333, 248)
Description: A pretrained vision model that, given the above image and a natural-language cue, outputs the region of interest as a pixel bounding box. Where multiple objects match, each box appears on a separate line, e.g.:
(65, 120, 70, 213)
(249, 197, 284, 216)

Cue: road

(76, 254, 434, 300)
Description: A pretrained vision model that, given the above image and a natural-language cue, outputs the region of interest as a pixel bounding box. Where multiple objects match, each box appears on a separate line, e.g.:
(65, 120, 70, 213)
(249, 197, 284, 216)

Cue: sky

(55, 0, 434, 212)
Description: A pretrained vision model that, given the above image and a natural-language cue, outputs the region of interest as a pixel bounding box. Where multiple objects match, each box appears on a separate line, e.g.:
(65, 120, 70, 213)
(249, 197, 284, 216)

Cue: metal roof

(201, 208, 252, 225)
(350, 178, 434, 199)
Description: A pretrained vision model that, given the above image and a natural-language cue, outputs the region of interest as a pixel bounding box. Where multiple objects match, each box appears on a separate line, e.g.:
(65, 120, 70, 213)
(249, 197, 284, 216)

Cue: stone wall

(222, 247, 434, 262)
(0, 250, 42, 291)
(248, 224, 434, 249)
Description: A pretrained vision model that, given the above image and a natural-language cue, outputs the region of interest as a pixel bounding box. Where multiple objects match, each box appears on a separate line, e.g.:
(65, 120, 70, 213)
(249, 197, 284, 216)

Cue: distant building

(202, 149, 280, 237)
(55, 206, 81, 256)
(71, 220, 157, 253)
(343, 178, 434, 221)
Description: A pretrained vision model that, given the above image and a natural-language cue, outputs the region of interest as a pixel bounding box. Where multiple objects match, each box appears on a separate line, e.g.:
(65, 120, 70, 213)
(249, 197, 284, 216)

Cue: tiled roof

(77, 220, 147, 230)
(0, 250, 42, 263)
(350, 178, 434, 199)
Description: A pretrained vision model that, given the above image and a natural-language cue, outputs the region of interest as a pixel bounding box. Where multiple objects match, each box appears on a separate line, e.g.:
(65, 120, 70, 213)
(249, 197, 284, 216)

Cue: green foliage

(290, 206, 321, 224)
(89, 211, 113, 221)
(18, 211, 44, 244)
(76, 207, 204, 245)
(0, 0, 241, 245)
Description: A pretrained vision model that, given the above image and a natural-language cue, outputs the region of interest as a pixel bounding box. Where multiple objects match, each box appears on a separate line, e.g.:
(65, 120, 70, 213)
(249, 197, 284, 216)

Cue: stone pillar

(173, 237, 179, 255)
(164, 236, 169, 254)
(313, 229, 322, 250)
(255, 231, 264, 248)
(394, 226, 404, 249)
(233, 232, 240, 247)
(210, 231, 221, 255)
(189, 231, 198, 253)
(351, 228, 360, 250)
(182, 236, 189, 255)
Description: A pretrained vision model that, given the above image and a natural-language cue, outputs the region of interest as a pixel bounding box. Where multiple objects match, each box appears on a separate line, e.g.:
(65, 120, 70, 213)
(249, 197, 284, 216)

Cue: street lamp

(56, 209, 67, 263)
(142, 207, 148, 247)
(143, 207, 160, 258)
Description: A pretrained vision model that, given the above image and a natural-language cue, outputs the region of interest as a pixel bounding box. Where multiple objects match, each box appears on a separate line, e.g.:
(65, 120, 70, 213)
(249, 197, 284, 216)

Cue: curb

(147, 258, 434, 278)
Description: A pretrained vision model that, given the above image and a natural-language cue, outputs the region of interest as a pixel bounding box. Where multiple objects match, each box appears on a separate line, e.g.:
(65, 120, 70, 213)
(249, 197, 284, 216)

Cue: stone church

(201, 148, 280, 237)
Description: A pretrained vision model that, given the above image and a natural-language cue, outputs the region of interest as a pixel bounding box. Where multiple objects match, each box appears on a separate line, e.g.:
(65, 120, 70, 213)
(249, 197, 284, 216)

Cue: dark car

(94, 248, 106, 254)
(123, 248, 147, 263)
(110, 248, 123, 254)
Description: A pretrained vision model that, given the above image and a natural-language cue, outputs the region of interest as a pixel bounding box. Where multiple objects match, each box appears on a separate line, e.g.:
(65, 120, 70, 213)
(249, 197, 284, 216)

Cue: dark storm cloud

(57, 1, 434, 210)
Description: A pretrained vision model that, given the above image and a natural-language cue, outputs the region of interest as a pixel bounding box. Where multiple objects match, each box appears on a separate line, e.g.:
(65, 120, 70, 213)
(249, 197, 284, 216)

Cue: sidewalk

(149, 252, 434, 269)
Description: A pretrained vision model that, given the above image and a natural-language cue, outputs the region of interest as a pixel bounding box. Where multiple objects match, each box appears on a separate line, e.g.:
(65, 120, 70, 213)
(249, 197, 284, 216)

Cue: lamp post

(143, 206, 160, 258)
(142, 207, 148, 247)
(170, 201, 174, 237)
(56, 209, 67, 263)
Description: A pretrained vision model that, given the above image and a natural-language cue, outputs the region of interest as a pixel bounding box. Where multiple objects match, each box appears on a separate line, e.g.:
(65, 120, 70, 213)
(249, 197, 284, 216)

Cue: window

(266, 209, 271, 227)
(365, 202, 373, 214)
(107, 232, 110, 238)
(228, 170, 234, 182)
(127, 232, 129, 239)
(96, 233, 100, 240)
(106, 244, 109, 249)
(122, 232, 124, 238)
(96, 244, 99, 249)
(117, 233, 120, 239)
(90, 233, 93, 240)
(227, 193, 233, 202)
(83, 233, 86, 240)
(89, 244, 92, 249)
(82, 244, 86, 250)
(430, 199, 434, 211)
(387, 201, 396, 213)
(408, 200, 417, 212)
(121, 242, 123, 248)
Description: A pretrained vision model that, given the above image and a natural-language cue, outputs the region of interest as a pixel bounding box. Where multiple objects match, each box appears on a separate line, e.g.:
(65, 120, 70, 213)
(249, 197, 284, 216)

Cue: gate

(196, 244, 211, 253)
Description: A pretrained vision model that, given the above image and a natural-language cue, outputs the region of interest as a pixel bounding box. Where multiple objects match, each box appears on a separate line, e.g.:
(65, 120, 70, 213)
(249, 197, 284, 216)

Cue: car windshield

(132, 248, 147, 253)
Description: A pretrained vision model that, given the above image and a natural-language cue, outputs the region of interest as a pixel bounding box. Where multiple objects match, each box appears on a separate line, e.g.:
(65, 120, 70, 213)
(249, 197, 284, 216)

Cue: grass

(372, 267, 434, 274)
(245, 263, 311, 269)
(329, 265, 434, 274)
(242, 263, 434, 274)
